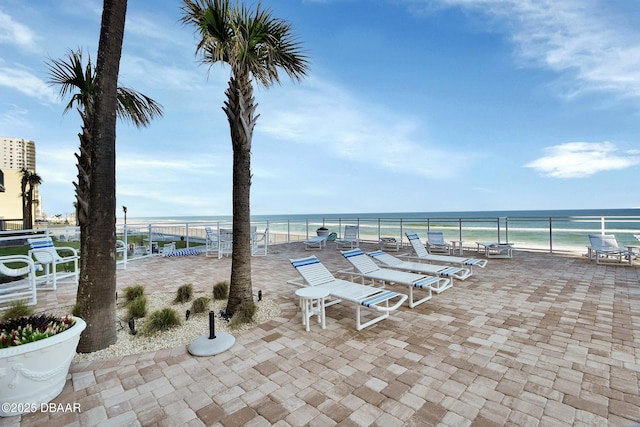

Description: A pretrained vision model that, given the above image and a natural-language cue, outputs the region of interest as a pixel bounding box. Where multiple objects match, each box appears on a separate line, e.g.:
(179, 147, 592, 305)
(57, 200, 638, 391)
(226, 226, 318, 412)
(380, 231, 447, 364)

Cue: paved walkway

(2, 243, 640, 426)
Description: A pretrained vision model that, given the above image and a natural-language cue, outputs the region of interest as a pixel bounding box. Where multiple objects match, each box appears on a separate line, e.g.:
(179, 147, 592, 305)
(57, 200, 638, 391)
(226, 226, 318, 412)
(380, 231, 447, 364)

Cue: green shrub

(229, 300, 257, 329)
(127, 295, 148, 319)
(174, 284, 193, 303)
(123, 285, 145, 302)
(191, 297, 210, 314)
(144, 308, 181, 334)
(2, 300, 34, 321)
(212, 281, 229, 300)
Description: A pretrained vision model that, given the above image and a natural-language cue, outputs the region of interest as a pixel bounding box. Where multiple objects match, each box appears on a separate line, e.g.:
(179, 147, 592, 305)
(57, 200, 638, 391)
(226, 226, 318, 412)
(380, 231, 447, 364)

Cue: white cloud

(0, 67, 59, 104)
(525, 141, 640, 178)
(258, 77, 475, 179)
(0, 9, 39, 51)
(407, 0, 640, 100)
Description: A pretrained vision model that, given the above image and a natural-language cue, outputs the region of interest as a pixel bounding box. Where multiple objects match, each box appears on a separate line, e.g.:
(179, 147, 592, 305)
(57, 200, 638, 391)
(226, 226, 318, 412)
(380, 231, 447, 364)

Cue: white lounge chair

(288, 256, 407, 330)
(426, 231, 451, 254)
(335, 225, 359, 250)
(587, 234, 633, 265)
(0, 255, 38, 309)
(27, 237, 79, 290)
(368, 250, 471, 285)
(404, 233, 488, 270)
(340, 248, 450, 308)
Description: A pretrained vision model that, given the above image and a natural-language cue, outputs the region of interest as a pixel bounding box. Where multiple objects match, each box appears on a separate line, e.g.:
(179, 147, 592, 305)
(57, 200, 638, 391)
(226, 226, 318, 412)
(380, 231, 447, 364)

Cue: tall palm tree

(181, 0, 308, 315)
(72, 0, 127, 352)
(19, 168, 42, 230)
(47, 49, 162, 265)
(47, 6, 162, 352)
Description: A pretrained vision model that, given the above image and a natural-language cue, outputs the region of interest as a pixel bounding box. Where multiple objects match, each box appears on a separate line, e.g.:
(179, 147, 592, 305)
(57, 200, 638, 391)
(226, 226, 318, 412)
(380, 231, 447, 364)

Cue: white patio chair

(368, 250, 471, 286)
(340, 248, 450, 308)
(335, 225, 360, 250)
(288, 256, 407, 331)
(252, 227, 269, 256)
(587, 234, 632, 265)
(403, 233, 488, 270)
(205, 227, 219, 257)
(426, 231, 451, 254)
(0, 255, 38, 309)
(218, 228, 233, 259)
(27, 237, 79, 290)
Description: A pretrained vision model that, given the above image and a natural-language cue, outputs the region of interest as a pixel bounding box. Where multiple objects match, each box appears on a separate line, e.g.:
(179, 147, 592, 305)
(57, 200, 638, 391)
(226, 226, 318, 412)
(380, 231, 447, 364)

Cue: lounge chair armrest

(56, 246, 79, 256)
(364, 291, 407, 312)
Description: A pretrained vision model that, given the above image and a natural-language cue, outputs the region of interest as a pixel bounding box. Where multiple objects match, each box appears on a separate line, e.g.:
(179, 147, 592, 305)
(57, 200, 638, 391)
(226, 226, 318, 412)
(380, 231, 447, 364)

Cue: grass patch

(127, 295, 148, 319)
(229, 300, 257, 329)
(212, 281, 229, 300)
(174, 284, 193, 303)
(144, 308, 181, 335)
(190, 297, 210, 314)
(122, 285, 145, 302)
(2, 300, 34, 320)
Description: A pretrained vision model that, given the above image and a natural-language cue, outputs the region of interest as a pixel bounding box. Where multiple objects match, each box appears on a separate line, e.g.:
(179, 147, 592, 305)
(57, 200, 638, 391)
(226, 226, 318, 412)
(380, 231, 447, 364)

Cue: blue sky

(1, 0, 640, 218)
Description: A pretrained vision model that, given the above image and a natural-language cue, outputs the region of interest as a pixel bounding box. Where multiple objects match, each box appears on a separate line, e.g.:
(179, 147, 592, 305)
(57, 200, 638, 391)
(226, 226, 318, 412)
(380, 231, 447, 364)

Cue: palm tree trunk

(225, 70, 257, 316)
(75, 111, 92, 282)
(76, 0, 127, 353)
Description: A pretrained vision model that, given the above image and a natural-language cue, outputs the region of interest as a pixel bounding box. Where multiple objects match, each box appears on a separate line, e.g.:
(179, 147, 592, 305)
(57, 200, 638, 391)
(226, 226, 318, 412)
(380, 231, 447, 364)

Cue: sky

(1, 0, 640, 219)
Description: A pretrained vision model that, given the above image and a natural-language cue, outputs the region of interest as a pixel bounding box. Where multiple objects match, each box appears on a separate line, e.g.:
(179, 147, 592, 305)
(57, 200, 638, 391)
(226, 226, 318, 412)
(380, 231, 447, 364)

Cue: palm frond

(46, 49, 95, 114)
(116, 87, 164, 127)
(181, 0, 309, 86)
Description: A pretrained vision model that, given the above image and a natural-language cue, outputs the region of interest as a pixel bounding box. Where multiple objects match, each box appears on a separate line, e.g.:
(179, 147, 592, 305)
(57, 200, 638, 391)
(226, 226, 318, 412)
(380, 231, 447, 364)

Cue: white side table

(450, 240, 464, 255)
(295, 287, 329, 331)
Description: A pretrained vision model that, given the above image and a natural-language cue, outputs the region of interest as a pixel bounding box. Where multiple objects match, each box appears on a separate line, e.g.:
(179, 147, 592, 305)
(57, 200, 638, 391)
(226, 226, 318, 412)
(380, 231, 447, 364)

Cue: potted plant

(0, 314, 86, 417)
(316, 226, 330, 237)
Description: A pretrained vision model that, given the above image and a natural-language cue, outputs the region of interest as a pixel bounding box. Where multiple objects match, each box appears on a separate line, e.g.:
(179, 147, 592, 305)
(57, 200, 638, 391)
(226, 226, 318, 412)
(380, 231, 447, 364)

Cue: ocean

(123, 208, 640, 253)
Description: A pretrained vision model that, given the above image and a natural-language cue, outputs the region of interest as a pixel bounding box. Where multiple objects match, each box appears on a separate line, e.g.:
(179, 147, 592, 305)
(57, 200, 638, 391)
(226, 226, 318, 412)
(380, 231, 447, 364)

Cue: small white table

(450, 240, 464, 255)
(295, 287, 329, 331)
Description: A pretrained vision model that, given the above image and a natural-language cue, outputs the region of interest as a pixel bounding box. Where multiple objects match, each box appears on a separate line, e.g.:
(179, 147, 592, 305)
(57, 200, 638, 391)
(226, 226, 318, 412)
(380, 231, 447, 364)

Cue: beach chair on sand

(404, 233, 488, 270)
(368, 250, 472, 284)
(340, 248, 449, 308)
(288, 256, 407, 331)
(426, 231, 451, 254)
(587, 234, 633, 265)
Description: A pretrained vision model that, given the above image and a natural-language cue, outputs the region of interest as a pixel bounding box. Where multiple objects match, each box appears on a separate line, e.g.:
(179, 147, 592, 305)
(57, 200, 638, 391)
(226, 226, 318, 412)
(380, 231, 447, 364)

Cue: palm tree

(47, 49, 162, 260)
(181, 0, 308, 315)
(19, 168, 42, 230)
(47, 4, 162, 352)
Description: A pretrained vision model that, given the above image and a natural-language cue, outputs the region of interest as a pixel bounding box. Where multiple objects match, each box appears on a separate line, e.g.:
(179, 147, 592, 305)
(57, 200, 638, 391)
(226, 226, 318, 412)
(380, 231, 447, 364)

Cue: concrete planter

(0, 317, 86, 417)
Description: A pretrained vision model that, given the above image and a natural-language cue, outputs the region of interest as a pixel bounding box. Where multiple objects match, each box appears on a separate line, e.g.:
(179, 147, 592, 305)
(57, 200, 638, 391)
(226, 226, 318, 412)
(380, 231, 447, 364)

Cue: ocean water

(124, 208, 640, 253)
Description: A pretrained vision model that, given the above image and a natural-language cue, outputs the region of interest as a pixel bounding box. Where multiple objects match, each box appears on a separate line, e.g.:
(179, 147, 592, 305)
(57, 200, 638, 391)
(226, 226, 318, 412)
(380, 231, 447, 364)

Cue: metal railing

(113, 214, 640, 255)
(2, 214, 638, 257)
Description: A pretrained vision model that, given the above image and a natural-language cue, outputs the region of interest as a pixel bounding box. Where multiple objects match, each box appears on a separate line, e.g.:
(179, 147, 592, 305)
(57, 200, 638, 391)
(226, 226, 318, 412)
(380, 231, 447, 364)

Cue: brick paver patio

(2, 242, 639, 426)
